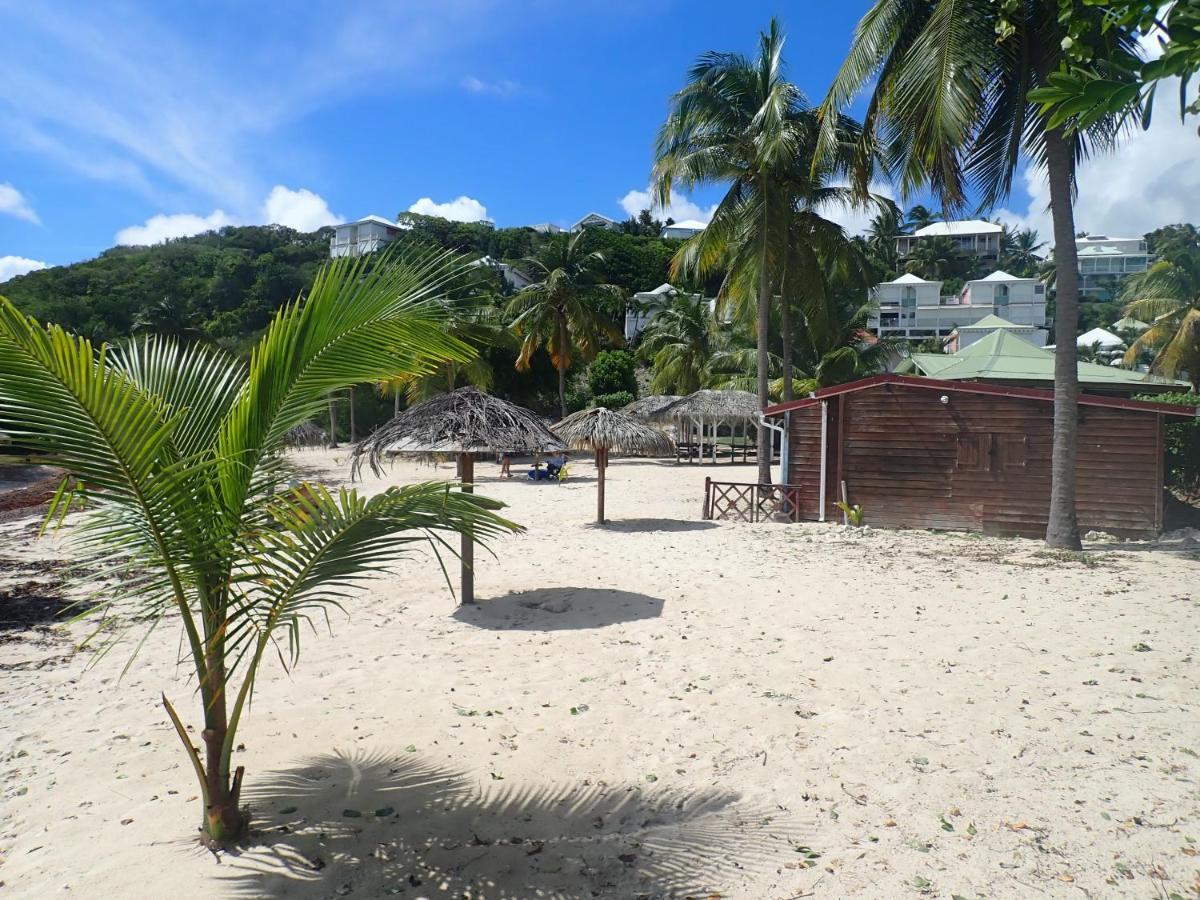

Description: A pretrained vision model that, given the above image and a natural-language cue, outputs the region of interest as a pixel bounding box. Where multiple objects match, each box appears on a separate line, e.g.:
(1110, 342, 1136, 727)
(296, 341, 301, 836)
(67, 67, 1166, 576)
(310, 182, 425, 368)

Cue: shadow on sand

(218, 748, 810, 899)
(588, 517, 718, 534)
(453, 588, 667, 628)
(453, 587, 664, 631)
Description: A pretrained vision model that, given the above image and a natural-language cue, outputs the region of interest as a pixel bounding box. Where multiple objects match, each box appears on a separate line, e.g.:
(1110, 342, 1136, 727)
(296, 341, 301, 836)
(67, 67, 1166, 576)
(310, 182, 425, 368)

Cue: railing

(703, 478, 804, 523)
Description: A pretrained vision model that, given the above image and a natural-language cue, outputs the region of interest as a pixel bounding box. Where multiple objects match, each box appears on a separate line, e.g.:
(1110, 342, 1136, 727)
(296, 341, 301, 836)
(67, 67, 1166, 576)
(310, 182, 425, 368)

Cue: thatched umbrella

(553, 407, 675, 524)
(284, 420, 327, 450)
(655, 389, 760, 465)
(353, 387, 564, 603)
(622, 394, 682, 421)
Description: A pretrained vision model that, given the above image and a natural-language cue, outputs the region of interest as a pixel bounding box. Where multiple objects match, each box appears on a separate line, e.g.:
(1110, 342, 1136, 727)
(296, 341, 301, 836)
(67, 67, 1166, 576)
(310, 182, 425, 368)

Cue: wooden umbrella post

(596, 446, 606, 524)
(459, 452, 475, 604)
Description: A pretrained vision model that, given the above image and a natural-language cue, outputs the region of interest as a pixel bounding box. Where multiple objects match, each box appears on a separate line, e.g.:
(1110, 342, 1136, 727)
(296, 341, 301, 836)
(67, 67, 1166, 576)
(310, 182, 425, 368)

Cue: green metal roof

(903, 329, 1185, 389)
(957, 314, 1026, 330)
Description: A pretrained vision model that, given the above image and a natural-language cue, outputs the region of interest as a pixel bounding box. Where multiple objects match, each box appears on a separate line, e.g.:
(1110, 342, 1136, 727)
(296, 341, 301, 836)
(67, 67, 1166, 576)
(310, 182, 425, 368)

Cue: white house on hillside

(1076, 235, 1152, 299)
(895, 219, 1003, 261)
(661, 219, 707, 240)
(868, 270, 1046, 342)
(329, 215, 402, 258)
(470, 255, 534, 291)
(528, 223, 563, 234)
(571, 212, 619, 232)
(624, 283, 714, 343)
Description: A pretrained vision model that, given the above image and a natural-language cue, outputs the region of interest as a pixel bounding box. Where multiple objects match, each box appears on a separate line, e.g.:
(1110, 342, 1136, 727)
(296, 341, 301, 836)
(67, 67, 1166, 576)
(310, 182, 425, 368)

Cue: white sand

(1, 451, 1199, 899)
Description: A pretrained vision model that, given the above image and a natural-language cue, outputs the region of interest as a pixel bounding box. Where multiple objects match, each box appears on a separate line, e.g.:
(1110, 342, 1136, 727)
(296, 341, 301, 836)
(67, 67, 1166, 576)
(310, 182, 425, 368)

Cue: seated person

(527, 461, 549, 481)
(545, 453, 566, 478)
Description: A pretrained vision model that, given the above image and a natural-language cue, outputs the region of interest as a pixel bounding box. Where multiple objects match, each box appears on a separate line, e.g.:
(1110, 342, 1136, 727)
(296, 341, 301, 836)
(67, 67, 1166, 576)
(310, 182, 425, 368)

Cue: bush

(588, 350, 638, 399)
(592, 390, 635, 410)
(1137, 391, 1200, 492)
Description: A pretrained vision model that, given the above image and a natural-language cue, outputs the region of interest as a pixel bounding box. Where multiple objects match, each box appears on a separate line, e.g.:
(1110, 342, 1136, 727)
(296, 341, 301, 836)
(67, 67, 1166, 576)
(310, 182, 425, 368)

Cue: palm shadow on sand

(589, 518, 718, 533)
(452, 587, 664, 631)
(218, 748, 812, 899)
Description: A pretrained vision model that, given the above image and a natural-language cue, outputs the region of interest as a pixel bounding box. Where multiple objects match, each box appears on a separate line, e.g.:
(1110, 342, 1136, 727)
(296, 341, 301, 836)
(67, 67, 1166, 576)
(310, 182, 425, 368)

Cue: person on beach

(499, 452, 512, 478)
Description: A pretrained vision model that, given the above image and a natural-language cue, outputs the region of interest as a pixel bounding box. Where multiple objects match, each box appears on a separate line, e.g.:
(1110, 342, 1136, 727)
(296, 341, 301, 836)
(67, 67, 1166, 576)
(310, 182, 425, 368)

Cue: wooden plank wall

(787, 383, 1163, 537)
(787, 404, 825, 521)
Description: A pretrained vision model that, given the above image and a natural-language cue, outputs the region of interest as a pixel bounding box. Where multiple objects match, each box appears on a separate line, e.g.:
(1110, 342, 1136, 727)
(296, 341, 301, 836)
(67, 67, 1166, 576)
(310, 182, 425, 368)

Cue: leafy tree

(1136, 390, 1200, 492)
(587, 349, 638, 398)
(818, 0, 1143, 549)
(506, 232, 624, 418)
(865, 203, 903, 273)
(1029, 0, 1199, 131)
(0, 251, 519, 848)
(132, 296, 212, 344)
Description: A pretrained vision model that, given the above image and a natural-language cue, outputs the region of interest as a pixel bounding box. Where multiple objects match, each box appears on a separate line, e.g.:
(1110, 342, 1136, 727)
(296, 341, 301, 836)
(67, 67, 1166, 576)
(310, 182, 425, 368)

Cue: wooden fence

(702, 478, 804, 523)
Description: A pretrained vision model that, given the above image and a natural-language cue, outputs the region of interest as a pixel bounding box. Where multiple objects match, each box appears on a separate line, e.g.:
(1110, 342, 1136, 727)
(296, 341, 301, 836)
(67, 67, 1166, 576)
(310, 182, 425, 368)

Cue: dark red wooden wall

(786, 382, 1164, 537)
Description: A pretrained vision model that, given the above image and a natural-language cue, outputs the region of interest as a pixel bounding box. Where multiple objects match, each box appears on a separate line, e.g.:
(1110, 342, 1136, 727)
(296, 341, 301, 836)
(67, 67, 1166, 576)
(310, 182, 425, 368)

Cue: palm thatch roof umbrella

(553, 407, 675, 524)
(655, 389, 761, 465)
(622, 394, 683, 421)
(284, 420, 327, 450)
(353, 387, 564, 603)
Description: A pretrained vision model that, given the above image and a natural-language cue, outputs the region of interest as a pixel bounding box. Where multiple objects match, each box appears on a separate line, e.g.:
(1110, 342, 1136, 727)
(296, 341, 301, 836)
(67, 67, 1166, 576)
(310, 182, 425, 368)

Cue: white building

(571, 212, 620, 232)
(945, 314, 1047, 353)
(528, 223, 563, 234)
(895, 219, 1003, 261)
(661, 219, 707, 240)
(329, 215, 403, 258)
(1076, 235, 1152, 300)
(624, 283, 714, 343)
(470, 255, 534, 291)
(868, 270, 1046, 342)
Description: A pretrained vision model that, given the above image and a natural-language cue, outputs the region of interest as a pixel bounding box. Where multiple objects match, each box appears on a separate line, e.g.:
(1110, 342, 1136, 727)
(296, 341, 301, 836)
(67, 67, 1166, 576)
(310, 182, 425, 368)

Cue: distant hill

(0, 218, 680, 353)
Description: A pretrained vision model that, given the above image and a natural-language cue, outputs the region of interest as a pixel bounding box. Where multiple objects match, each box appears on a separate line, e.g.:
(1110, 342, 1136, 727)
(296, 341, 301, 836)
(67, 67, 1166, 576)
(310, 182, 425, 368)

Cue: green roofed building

(898, 328, 1186, 395)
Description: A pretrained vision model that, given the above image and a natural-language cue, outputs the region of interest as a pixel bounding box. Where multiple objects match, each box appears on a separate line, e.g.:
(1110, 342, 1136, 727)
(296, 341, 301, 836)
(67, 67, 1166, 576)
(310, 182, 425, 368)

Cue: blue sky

(1, 0, 1197, 280)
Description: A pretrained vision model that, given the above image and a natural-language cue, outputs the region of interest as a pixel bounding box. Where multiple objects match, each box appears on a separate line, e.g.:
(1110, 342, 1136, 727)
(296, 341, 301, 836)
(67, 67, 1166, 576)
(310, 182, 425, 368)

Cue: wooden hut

(762, 374, 1196, 538)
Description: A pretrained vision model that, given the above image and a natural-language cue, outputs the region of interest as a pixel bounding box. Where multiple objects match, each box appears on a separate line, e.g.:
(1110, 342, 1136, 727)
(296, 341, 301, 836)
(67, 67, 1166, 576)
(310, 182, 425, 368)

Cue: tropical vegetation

(1121, 224, 1200, 391)
(0, 250, 520, 848)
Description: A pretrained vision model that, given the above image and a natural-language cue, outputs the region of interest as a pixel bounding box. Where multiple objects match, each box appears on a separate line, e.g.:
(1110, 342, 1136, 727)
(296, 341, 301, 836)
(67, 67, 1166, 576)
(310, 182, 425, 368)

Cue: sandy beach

(1, 451, 1199, 899)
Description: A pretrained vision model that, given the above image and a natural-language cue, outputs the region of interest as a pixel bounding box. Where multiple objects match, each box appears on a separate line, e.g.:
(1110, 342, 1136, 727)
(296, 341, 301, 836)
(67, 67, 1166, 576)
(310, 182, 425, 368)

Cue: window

(957, 434, 993, 472)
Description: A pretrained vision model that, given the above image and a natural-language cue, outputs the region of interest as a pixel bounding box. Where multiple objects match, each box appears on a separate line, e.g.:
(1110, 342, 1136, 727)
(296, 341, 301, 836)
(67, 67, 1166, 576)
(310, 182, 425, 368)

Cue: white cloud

(407, 195, 491, 222)
(0, 183, 40, 224)
(116, 210, 237, 246)
(619, 186, 717, 224)
(262, 185, 342, 231)
(0, 255, 48, 282)
(116, 184, 342, 245)
(461, 75, 521, 98)
(996, 80, 1200, 242)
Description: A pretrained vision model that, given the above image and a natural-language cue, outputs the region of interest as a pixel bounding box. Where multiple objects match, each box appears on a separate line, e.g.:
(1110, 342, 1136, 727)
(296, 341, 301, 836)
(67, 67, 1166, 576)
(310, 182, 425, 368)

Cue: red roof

(762, 374, 1197, 418)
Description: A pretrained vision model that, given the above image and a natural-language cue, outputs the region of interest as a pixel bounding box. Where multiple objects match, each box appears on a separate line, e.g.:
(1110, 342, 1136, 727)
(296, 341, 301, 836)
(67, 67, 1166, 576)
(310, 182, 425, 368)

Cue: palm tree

(0, 250, 520, 848)
(653, 18, 878, 482)
(902, 236, 969, 282)
(506, 231, 623, 418)
(817, 0, 1142, 549)
(1000, 227, 1046, 276)
(637, 292, 716, 395)
(865, 203, 902, 272)
(1121, 252, 1200, 391)
(904, 204, 941, 232)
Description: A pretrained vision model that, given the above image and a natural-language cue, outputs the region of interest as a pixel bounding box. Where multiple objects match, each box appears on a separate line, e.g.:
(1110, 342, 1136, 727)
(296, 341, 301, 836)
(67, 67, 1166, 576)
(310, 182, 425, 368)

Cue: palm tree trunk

(780, 288, 794, 405)
(756, 241, 773, 484)
(199, 658, 245, 847)
(557, 314, 568, 419)
(327, 396, 338, 448)
(1044, 128, 1082, 550)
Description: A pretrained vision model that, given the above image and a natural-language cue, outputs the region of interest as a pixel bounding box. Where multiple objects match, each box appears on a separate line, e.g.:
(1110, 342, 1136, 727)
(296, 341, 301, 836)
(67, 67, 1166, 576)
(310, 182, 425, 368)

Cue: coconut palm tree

(0, 250, 520, 849)
(902, 236, 970, 282)
(637, 292, 716, 395)
(1000, 227, 1046, 277)
(1121, 251, 1200, 391)
(506, 231, 623, 418)
(817, 0, 1142, 549)
(865, 203, 902, 272)
(653, 18, 878, 481)
(904, 204, 941, 232)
